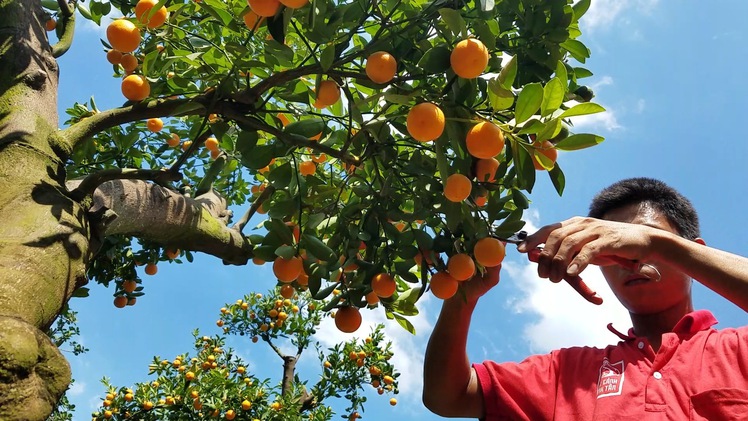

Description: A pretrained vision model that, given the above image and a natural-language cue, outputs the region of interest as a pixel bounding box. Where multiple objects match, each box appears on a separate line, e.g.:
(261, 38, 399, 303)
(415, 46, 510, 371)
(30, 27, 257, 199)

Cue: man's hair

(588, 177, 700, 240)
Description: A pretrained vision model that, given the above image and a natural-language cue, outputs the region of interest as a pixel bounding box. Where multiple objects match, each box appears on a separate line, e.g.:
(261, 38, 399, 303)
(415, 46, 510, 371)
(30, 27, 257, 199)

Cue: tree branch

(233, 63, 320, 106)
(61, 96, 210, 150)
(57, 0, 74, 16)
(51, 7, 75, 58)
(218, 105, 362, 166)
(67, 179, 252, 265)
(67, 168, 181, 202)
(233, 185, 275, 234)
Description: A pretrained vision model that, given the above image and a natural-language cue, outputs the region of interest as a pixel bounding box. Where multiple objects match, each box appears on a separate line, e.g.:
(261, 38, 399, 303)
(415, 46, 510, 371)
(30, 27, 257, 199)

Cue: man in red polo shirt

(423, 178, 748, 420)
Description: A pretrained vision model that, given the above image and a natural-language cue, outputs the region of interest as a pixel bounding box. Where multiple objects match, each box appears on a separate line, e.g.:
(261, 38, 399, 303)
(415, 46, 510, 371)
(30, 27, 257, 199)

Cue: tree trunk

(0, 0, 80, 418)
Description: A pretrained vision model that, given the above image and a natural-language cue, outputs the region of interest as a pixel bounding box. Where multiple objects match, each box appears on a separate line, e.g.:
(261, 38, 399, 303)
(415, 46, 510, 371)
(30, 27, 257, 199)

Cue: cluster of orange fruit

(403, 38, 559, 208)
(425, 237, 507, 300)
(105, 0, 168, 102)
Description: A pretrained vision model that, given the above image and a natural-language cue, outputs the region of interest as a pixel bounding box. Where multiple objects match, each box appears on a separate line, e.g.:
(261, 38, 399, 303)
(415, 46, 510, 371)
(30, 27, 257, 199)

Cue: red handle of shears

(527, 248, 603, 305)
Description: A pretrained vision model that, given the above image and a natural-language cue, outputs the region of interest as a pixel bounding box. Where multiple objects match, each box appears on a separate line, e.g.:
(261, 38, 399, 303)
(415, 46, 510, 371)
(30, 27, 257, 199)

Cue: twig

(61, 96, 210, 150)
(218, 106, 362, 166)
(233, 185, 275, 234)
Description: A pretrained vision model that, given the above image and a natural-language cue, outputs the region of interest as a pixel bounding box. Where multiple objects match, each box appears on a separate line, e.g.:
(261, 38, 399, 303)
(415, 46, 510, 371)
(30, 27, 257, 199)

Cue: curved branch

(51, 7, 75, 58)
(56, 0, 74, 16)
(67, 168, 182, 202)
(233, 63, 320, 106)
(60, 96, 210, 150)
(233, 185, 275, 234)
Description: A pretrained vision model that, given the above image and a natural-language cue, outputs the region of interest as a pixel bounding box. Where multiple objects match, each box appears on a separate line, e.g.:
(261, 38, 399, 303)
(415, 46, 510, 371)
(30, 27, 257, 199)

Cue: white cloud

(580, 0, 659, 33)
(504, 262, 632, 353)
(314, 297, 434, 408)
(565, 76, 622, 132)
(569, 108, 621, 132)
(68, 379, 86, 397)
(501, 213, 632, 353)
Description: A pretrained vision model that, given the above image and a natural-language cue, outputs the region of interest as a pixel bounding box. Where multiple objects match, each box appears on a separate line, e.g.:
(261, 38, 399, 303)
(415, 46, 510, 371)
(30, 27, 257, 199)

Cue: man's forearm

(423, 295, 484, 418)
(653, 231, 748, 312)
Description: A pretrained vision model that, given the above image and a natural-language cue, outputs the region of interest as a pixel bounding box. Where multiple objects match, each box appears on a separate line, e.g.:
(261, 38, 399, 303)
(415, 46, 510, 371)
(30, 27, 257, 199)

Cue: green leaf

(515, 83, 543, 124)
(417, 45, 452, 74)
(274, 245, 296, 260)
(392, 313, 416, 334)
(267, 162, 293, 189)
(549, 163, 566, 196)
(266, 218, 295, 245)
(76, 3, 93, 21)
(493, 217, 526, 236)
(573, 67, 594, 78)
(488, 79, 514, 110)
(443, 200, 464, 232)
(284, 118, 325, 138)
(533, 149, 555, 171)
(572, 0, 591, 22)
(302, 234, 337, 262)
(241, 144, 276, 170)
(554, 133, 604, 151)
(498, 55, 517, 89)
(235, 130, 259, 157)
(541, 78, 565, 117)
(42, 0, 60, 10)
(512, 140, 536, 193)
(560, 39, 590, 63)
(472, 20, 496, 50)
(252, 245, 278, 262)
(313, 283, 339, 301)
(558, 103, 605, 118)
(434, 138, 451, 185)
(267, 198, 296, 219)
(320, 44, 335, 71)
(555, 61, 568, 88)
(71, 287, 90, 298)
(439, 8, 466, 37)
(517, 119, 545, 135)
(538, 118, 563, 142)
(511, 188, 529, 209)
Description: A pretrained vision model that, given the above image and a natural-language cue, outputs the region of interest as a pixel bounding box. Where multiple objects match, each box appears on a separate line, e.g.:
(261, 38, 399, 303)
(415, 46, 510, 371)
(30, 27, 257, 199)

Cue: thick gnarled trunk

(0, 0, 81, 419)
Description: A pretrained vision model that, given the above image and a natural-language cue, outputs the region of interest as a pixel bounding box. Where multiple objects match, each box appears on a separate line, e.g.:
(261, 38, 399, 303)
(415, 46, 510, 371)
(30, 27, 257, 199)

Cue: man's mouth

(624, 276, 651, 286)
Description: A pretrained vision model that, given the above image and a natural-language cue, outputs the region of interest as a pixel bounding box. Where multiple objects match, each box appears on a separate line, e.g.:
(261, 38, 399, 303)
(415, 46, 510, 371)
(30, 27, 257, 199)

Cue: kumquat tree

(0, 0, 606, 418)
(86, 287, 400, 421)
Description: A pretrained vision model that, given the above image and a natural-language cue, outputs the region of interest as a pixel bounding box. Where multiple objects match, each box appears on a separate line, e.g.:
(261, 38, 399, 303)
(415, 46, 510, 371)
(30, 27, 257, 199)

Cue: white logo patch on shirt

(597, 357, 625, 398)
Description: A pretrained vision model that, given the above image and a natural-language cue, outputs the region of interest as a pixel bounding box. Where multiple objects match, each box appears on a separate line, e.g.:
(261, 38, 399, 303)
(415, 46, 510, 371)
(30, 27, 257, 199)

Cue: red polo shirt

(474, 310, 748, 420)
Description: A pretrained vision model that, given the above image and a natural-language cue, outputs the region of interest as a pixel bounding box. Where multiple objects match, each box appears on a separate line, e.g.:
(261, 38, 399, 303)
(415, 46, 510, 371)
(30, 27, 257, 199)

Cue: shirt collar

(607, 309, 718, 341)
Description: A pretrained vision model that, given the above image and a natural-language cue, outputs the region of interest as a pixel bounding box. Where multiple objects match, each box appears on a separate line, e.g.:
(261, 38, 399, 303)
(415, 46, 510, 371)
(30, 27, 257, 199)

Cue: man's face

(600, 202, 693, 315)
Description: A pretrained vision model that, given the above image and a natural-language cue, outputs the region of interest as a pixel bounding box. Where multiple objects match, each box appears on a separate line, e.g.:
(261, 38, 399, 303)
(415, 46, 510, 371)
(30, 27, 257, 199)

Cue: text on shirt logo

(597, 357, 625, 399)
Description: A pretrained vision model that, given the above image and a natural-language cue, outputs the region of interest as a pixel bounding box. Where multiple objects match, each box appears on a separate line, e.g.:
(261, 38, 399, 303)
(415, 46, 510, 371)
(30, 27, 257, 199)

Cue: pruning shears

(497, 230, 661, 305)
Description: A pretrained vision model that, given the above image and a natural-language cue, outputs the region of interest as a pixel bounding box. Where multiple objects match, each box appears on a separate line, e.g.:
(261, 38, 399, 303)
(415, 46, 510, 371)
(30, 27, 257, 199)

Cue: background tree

(0, 0, 604, 418)
(89, 286, 400, 420)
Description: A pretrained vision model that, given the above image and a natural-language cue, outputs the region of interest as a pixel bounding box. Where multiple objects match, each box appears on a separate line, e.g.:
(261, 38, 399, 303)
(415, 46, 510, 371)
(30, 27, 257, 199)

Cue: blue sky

(55, 1, 748, 419)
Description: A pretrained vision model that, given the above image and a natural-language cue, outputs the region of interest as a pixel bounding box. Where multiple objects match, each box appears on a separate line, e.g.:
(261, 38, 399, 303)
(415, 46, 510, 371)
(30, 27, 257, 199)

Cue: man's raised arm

(422, 266, 499, 418)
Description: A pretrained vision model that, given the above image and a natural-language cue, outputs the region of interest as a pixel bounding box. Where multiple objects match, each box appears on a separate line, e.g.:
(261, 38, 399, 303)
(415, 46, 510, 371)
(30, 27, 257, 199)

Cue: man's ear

(694, 237, 706, 246)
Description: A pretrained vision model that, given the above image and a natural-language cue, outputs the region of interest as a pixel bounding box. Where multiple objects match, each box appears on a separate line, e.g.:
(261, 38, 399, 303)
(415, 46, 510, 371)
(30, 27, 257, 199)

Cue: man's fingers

(517, 222, 562, 252)
(528, 248, 602, 304)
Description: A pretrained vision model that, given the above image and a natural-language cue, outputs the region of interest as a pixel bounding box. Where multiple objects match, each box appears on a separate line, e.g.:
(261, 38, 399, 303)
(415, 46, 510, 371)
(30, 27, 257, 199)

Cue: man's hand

(517, 216, 654, 283)
(455, 265, 501, 304)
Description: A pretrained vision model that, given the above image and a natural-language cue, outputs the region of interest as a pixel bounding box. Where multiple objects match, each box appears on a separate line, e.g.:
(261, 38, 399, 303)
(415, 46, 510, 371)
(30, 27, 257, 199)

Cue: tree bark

(0, 1, 253, 418)
(0, 0, 78, 418)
